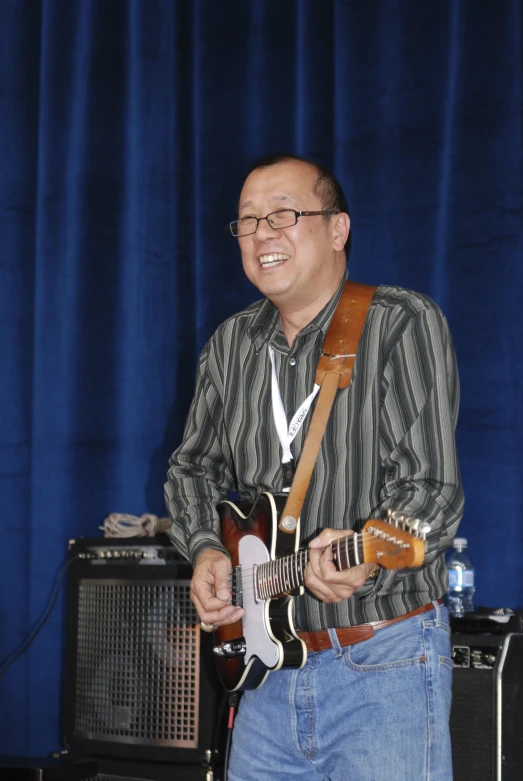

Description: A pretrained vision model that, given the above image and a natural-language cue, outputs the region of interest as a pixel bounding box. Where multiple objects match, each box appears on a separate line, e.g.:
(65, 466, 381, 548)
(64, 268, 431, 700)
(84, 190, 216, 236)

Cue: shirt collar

(248, 269, 348, 352)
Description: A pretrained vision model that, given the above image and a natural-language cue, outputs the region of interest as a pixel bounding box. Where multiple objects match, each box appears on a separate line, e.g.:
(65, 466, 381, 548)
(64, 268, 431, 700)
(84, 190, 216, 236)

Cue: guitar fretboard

(256, 533, 364, 600)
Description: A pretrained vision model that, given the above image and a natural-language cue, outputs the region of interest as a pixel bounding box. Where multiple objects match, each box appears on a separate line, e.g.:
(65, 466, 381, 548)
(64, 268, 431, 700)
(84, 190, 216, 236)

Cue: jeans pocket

(344, 615, 425, 671)
(422, 614, 453, 663)
(437, 652, 454, 717)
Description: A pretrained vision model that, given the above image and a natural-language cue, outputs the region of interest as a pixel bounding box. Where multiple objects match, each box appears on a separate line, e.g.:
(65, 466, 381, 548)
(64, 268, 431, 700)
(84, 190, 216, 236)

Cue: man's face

(237, 160, 348, 308)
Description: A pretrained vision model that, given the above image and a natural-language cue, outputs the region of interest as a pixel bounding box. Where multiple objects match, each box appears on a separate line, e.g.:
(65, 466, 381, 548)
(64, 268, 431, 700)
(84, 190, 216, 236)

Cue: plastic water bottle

(446, 537, 475, 617)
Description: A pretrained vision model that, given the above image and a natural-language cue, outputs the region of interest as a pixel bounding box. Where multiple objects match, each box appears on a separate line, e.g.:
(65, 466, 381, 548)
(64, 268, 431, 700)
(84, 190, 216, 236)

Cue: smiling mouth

(258, 252, 291, 268)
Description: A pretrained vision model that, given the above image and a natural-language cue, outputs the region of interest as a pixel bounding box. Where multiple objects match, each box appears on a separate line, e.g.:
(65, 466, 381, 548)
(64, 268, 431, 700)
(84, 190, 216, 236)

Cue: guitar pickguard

(215, 492, 307, 690)
(238, 535, 281, 670)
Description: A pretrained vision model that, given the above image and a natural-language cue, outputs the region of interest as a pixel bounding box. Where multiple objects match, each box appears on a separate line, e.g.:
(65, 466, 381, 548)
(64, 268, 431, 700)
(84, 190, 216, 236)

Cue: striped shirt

(165, 277, 464, 630)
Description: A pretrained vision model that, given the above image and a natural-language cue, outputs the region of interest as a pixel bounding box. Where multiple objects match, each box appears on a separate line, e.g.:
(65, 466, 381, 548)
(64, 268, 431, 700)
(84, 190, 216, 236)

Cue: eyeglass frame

(227, 209, 341, 237)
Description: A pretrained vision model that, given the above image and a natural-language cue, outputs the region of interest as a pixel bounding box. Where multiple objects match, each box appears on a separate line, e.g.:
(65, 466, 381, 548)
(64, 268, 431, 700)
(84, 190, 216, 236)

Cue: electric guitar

(212, 492, 429, 691)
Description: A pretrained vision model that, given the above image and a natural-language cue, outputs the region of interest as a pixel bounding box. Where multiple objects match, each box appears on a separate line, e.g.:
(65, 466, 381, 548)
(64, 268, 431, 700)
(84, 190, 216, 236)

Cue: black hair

(247, 153, 351, 254)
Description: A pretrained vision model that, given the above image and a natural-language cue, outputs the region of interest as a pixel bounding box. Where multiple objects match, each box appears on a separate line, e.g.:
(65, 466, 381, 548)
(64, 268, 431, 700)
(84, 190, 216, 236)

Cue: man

(165, 154, 464, 780)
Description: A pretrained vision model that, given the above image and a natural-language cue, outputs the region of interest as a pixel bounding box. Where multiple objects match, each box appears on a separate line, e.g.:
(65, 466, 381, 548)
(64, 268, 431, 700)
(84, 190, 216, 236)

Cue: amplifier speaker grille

(450, 669, 494, 780)
(64, 538, 221, 766)
(449, 631, 523, 781)
(75, 579, 200, 748)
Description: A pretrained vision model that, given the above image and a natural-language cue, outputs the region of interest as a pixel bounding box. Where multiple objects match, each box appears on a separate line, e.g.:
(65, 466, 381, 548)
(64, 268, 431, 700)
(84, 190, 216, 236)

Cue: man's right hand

(191, 549, 245, 628)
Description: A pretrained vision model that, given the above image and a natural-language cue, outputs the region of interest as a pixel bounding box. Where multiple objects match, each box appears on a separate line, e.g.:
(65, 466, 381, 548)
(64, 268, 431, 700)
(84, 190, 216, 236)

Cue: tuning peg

(388, 510, 399, 527)
(403, 518, 431, 540)
(417, 521, 432, 540)
(391, 510, 408, 528)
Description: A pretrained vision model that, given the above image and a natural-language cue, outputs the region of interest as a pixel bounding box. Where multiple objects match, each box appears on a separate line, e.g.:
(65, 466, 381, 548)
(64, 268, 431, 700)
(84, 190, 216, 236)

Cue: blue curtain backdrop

(0, 0, 522, 757)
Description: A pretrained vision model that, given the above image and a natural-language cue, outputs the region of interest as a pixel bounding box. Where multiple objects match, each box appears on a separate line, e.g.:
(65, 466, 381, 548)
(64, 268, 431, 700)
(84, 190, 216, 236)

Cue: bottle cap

(453, 537, 467, 549)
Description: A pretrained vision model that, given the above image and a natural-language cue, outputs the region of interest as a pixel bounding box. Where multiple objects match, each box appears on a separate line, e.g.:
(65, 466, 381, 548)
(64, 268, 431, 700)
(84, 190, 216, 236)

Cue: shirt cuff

(187, 529, 230, 568)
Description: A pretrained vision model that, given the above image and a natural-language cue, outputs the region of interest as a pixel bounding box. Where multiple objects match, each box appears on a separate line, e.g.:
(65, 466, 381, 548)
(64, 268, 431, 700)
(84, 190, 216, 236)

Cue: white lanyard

(269, 345, 320, 466)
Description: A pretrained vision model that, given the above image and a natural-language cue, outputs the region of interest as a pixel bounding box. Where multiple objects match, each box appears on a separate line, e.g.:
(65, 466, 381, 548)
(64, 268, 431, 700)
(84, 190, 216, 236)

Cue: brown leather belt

(297, 599, 444, 653)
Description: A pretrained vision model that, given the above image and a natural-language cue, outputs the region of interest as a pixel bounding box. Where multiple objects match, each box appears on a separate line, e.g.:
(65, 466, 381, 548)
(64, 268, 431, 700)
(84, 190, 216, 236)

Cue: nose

(253, 216, 281, 241)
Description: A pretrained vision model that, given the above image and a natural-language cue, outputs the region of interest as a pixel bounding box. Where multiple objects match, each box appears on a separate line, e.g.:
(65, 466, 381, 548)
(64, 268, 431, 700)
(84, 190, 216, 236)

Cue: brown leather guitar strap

(278, 280, 377, 533)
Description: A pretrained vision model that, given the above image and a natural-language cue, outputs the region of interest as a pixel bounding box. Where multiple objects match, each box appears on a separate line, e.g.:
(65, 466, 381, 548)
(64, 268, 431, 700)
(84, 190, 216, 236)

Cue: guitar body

(212, 495, 427, 691)
(215, 492, 307, 691)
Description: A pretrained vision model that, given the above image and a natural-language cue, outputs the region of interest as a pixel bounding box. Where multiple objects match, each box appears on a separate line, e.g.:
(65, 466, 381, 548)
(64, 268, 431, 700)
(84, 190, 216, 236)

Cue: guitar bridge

(230, 566, 243, 608)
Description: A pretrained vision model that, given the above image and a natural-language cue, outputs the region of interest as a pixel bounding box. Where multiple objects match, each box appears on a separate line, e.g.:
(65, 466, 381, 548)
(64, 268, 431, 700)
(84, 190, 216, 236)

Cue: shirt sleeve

(164, 338, 235, 566)
(373, 303, 464, 565)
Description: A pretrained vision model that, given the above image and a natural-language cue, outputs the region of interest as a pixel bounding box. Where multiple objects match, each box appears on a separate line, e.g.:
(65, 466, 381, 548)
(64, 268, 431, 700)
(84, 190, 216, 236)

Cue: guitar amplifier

(450, 628, 523, 781)
(63, 538, 222, 769)
(83, 755, 214, 780)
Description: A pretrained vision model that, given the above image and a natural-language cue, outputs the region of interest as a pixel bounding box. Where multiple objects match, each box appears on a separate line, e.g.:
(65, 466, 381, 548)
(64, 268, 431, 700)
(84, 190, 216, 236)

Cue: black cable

(223, 691, 241, 781)
(0, 554, 80, 680)
(2, 554, 74, 669)
(211, 688, 228, 775)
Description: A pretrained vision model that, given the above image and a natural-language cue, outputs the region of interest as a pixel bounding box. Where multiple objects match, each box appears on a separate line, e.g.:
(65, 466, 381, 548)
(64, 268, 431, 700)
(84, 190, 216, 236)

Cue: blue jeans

(228, 602, 453, 781)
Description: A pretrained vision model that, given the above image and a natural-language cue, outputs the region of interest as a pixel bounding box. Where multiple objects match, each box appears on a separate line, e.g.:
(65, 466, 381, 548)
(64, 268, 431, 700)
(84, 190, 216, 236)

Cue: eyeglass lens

(233, 209, 297, 236)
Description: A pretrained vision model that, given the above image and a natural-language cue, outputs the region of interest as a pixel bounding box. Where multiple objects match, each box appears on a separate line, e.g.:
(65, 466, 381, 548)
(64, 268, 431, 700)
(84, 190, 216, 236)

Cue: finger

(191, 579, 228, 612)
(316, 545, 343, 582)
(307, 546, 352, 600)
(319, 557, 375, 590)
(309, 528, 355, 549)
(191, 578, 235, 616)
(304, 560, 346, 603)
(192, 589, 244, 626)
(210, 558, 233, 602)
(306, 550, 365, 601)
(193, 552, 232, 606)
(307, 545, 327, 583)
(305, 571, 354, 603)
(210, 606, 245, 627)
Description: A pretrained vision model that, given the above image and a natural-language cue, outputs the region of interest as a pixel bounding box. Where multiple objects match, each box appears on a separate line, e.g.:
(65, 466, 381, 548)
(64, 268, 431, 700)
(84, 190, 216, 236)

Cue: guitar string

(232, 533, 415, 601)
(239, 560, 416, 599)
(234, 530, 406, 586)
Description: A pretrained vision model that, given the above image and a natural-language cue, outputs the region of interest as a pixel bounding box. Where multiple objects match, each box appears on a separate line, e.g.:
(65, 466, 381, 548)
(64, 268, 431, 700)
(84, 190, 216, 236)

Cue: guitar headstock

(361, 511, 429, 569)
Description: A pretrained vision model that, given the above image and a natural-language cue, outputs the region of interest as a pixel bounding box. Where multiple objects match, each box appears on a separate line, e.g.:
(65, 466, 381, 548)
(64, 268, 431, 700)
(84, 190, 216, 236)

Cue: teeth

(259, 253, 290, 266)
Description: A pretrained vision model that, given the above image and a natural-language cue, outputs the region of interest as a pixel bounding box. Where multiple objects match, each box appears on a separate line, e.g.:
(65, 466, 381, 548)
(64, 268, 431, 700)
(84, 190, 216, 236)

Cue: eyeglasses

(228, 209, 340, 237)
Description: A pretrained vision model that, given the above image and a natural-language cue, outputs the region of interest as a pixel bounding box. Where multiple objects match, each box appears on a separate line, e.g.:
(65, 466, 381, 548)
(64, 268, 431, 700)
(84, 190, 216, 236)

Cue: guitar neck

(251, 513, 426, 602)
(256, 534, 364, 601)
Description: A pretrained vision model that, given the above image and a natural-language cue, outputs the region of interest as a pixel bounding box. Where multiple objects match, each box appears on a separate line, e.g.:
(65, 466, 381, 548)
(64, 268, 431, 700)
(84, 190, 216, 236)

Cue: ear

(332, 213, 350, 251)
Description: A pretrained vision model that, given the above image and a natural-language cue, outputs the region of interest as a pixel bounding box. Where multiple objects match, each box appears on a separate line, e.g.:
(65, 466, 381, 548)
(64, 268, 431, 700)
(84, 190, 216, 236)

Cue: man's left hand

(306, 528, 379, 603)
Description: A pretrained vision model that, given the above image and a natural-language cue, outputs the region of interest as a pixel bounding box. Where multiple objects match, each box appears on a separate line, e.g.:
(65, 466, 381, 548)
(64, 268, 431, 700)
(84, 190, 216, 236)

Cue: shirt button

(289, 358, 296, 366)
